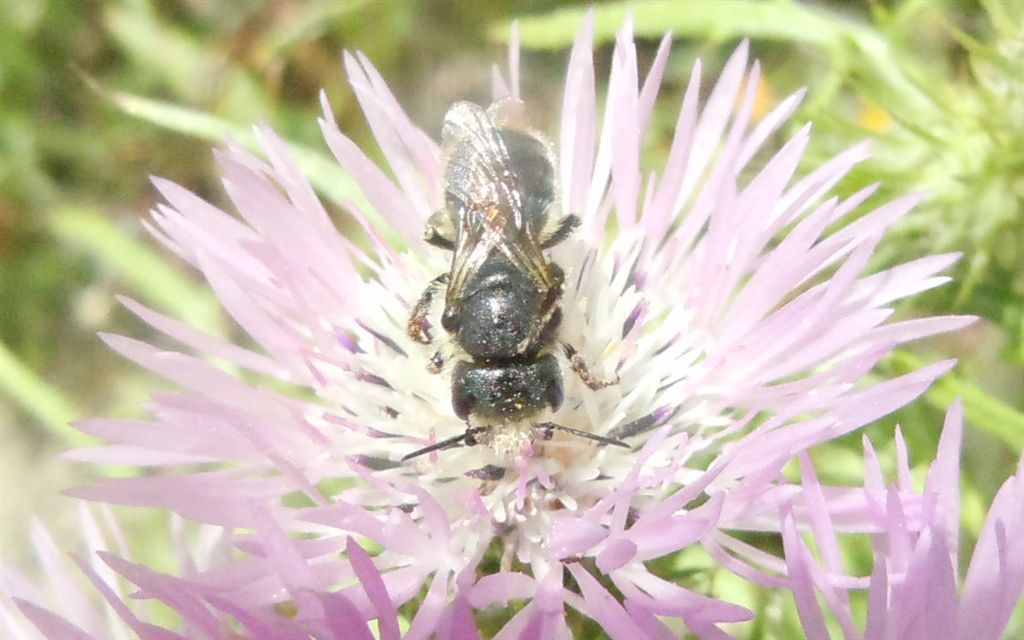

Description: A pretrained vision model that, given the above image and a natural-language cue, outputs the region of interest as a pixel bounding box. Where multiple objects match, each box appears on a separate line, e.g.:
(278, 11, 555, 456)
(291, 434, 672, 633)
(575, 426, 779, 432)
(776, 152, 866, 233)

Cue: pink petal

(959, 466, 1024, 640)
(780, 512, 830, 640)
(568, 564, 649, 640)
(315, 591, 375, 640)
(596, 539, 637, 573)
(434, 597, 480, 640)
(559, 10, 596, 216)
(345, 537, 400, 640)
(12, 599, 97, 640)
(317, 93, 422, 243)
(924, 399, 964, 551)
(545, 516, 608, 559)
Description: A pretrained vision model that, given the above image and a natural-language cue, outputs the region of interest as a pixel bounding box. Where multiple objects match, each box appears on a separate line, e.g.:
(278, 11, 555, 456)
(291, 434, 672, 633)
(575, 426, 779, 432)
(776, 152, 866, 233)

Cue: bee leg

(606, 406, 680, 440)
(540, 214, 581, 249)
(407, 273, 450, 344)
(424, 210, 456, 250)
(465, 464, 506, 481)
(536, 422, 630, 449)
(424, 226, 455, 250)
(562, 343, 619, 389)
(427, 351, 445, 374)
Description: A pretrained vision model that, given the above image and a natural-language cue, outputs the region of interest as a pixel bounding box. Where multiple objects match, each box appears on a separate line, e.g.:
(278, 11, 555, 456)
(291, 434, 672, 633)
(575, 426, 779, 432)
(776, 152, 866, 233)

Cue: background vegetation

(1, 0, 1021, 637)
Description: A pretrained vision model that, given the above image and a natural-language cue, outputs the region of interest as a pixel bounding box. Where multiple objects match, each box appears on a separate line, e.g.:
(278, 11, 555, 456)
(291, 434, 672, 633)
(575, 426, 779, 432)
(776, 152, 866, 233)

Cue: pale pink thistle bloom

(59, 15, 971, 638)
(781, 400, 1024, 640)
(1, 506, 433, 639)
(2, 505, 136, 640)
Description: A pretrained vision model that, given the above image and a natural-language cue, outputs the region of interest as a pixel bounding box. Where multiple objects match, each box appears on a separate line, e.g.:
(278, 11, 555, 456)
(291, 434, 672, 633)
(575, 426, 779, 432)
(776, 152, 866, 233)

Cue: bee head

(451, 354, 563, 422)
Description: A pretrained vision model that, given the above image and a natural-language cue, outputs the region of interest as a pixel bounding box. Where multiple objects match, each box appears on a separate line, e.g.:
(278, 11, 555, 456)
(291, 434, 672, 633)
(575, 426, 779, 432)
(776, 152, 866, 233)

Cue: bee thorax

(456, 260, 548, 359)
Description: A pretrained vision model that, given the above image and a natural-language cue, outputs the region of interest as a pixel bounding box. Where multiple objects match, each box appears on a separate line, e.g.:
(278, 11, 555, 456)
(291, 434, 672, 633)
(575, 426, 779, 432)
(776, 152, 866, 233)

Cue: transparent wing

(441, 102, 556, 309)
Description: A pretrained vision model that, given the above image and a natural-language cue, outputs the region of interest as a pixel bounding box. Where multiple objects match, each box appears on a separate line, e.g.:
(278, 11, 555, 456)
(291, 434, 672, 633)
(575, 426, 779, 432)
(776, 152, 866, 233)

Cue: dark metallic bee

(403, 100, 628, 460)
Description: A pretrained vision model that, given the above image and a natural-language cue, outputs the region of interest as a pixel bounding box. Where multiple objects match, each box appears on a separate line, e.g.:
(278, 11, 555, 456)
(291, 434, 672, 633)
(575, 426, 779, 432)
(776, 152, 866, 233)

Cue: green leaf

(48, 206, 225, 337)
(253, 0, 370, 66)
(103, 1, 271, 121)
(502, 0, 938, 119)
(0, 341, 89, 447)
(501, 0, 845, 49)
(885, 350, 1024, 452)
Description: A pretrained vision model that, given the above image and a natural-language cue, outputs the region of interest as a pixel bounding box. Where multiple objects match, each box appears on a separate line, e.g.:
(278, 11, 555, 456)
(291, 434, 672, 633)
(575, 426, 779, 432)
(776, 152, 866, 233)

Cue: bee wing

(441, 102, 555, 309)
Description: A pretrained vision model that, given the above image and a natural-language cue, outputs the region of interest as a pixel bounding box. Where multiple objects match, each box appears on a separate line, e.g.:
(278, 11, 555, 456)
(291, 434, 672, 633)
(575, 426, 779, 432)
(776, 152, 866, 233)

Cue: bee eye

(452, 388, 474, 420)
(545, 377, 564, 412)
(441, 308, 459, 332)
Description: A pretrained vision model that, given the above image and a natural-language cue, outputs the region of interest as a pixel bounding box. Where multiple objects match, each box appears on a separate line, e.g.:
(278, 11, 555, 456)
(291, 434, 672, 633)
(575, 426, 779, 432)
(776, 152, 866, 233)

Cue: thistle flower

(1, 506, 431, 640)
(781, 401, 1024, 640)
(47, 15, 973, 638)
(2, 505, 136, 640)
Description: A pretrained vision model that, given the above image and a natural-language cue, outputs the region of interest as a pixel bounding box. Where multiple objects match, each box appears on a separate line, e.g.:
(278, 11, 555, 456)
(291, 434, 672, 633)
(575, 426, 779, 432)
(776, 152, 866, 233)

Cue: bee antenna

(537, 422, 631, 449)
(401, 431, 470, 461)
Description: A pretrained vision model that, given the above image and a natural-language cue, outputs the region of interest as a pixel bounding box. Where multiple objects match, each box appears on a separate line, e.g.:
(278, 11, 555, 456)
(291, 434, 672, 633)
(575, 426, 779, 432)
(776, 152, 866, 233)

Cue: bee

(402, 100, 629, 461)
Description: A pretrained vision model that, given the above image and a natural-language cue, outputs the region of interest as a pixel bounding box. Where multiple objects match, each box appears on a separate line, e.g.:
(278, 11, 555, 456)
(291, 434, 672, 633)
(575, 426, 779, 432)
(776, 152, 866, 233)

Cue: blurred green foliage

(1, 0, 1021, 637)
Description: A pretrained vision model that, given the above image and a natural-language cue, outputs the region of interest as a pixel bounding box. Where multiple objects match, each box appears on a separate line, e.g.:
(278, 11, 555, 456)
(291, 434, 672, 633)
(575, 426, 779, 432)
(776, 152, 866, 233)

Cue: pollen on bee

(484, 423, 534, 459)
